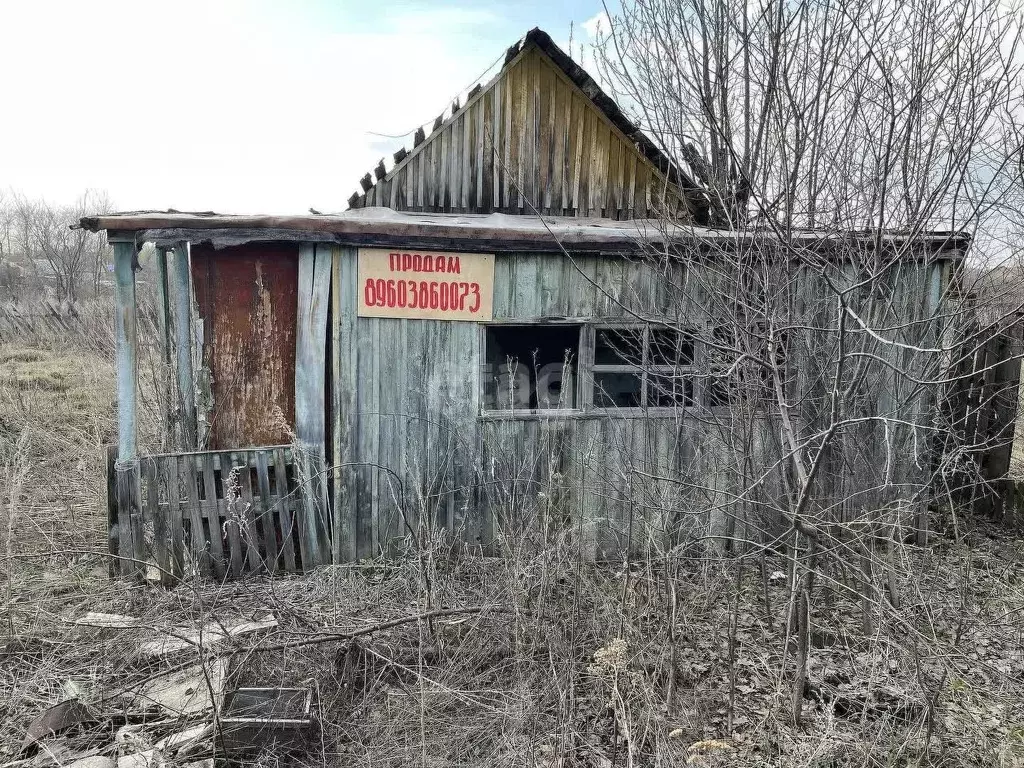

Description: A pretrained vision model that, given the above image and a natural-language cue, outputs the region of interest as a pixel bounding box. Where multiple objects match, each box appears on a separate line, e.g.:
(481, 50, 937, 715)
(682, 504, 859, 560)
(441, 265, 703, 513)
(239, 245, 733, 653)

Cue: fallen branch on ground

(238, 605, 508, 653)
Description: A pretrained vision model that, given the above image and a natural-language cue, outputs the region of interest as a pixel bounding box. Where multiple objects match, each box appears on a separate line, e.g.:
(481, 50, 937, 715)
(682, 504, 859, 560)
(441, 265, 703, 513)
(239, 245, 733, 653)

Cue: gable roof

(347, 28, 711, 223)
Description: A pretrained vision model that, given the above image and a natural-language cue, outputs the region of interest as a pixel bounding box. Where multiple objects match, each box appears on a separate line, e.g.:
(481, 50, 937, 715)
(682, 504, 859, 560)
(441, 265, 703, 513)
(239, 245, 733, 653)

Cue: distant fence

(0, 299, 158, 347)
(0, 300, 93, 342)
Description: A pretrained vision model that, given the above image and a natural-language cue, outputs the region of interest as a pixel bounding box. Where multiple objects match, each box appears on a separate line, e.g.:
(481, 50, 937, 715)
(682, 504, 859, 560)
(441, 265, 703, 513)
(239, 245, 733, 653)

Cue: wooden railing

(108, 446, 330, 582)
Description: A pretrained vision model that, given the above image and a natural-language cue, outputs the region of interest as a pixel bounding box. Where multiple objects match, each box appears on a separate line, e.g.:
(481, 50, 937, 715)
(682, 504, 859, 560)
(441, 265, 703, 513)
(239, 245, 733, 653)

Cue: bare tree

(0, 190, 113, 303)
(594, 0, 1022, 232)
(0, 191, 35, 301)
(580, 0, 1024, 737)
(32, 190, 113, 303)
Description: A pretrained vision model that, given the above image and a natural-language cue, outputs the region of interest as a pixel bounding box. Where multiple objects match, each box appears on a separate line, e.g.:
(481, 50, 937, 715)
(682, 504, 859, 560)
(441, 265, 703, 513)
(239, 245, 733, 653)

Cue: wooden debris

(138, 615, 277, 658)
(20, 700, 99, 754)
(73, 613, 139, 629)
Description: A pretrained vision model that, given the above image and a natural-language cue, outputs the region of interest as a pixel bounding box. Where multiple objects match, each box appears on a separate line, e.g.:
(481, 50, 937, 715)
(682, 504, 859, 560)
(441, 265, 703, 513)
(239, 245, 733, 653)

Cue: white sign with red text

(356, 248, 494, 321)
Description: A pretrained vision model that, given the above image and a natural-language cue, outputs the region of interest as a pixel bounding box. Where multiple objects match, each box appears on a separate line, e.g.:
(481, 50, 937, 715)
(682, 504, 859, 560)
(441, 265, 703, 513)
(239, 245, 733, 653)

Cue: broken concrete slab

(128, 659, 228, 717)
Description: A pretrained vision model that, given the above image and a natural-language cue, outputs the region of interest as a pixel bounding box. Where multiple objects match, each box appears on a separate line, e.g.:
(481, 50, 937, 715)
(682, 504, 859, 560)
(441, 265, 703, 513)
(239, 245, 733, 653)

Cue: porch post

(154, 247, 174, 450)
(112, 238, 143, 577)
(113, 240, 139, 460)
(170, 242, 198, 449)
(294, 244, 332, 569)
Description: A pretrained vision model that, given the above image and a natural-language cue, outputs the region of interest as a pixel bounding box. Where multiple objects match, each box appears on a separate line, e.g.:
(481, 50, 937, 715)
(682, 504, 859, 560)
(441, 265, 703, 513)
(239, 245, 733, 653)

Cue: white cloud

(581, 10, 611, 39)
(0, 1, 507, 213)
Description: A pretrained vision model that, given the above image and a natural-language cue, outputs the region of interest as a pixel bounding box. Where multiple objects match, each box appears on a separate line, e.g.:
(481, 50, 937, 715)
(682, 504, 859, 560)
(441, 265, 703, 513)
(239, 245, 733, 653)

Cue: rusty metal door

(191, 243, 299, 449)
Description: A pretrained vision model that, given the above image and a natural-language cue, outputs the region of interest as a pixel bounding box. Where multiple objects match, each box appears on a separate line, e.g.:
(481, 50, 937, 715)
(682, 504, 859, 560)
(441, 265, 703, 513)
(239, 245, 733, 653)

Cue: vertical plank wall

(349, 45, 686, 220)
(329, 247, 952, 559)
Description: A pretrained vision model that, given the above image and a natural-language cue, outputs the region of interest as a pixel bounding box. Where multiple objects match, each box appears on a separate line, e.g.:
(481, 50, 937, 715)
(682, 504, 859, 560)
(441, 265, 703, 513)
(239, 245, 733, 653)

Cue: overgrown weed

(1, 335, 1023, 767)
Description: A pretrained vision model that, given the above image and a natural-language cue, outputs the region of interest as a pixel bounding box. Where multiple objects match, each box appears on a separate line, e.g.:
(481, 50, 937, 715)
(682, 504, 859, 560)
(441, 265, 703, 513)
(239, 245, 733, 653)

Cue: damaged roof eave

(80, 209, 971, 257)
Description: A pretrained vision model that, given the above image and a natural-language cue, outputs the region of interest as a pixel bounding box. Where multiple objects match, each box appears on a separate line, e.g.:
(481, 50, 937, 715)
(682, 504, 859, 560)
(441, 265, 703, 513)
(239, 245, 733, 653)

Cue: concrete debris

(67, 757, 115, 768)
(16, 619, 263, 768)
(113, 725, 149, 751)
(138, 614, 278, 657)
(130, 659, 228, 716)
(115, 750, 163, 768)
(153, 724, 211, 752)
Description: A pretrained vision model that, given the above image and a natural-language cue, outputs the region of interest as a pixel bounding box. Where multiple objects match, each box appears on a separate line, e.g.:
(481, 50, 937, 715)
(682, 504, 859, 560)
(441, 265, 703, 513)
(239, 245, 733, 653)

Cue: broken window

(480, 321, 782, 415)
(483, 324, 580, 410)
(592, 325, 695, 409)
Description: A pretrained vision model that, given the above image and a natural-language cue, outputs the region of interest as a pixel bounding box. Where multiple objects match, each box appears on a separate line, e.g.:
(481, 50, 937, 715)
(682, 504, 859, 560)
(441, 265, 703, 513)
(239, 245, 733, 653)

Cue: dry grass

(2, 334, 1024, 767)
(3, 526, 1023, 767)
(0, 342, 117, 557)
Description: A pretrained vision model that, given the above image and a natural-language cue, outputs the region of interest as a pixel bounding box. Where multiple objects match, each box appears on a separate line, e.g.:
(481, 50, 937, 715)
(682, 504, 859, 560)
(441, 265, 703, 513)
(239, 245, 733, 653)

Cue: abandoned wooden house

(83, 28, 970, 581)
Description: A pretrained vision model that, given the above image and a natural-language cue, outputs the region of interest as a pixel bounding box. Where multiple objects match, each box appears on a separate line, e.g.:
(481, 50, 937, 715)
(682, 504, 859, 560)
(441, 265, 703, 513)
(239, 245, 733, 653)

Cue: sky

(0, 0, 612, 214)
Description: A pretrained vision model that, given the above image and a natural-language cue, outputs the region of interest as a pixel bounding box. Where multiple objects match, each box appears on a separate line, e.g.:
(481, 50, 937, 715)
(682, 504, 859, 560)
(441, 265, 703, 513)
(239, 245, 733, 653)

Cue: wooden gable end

(349, 44, 691, 221)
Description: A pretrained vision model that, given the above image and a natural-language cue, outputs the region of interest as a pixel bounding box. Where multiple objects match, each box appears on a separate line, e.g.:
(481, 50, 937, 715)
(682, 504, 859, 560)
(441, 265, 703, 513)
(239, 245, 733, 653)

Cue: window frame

(479, 320, 711, 418)
(702, 323, 789, 410)
(478, 320, 586, 416)
(587, 323, 699, 413)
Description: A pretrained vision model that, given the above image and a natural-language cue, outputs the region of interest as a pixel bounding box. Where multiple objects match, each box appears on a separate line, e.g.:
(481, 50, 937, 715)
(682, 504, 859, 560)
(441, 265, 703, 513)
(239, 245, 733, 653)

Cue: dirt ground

(2, 338, 1024, 767)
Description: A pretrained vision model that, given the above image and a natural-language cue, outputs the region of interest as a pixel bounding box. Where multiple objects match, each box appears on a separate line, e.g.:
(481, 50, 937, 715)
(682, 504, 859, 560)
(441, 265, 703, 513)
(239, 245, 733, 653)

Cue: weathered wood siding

(330, 247, 703, 558)
(329, 246, 949, 558)
(191, 243, 299, 449)
(349, 45, 689, 220)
